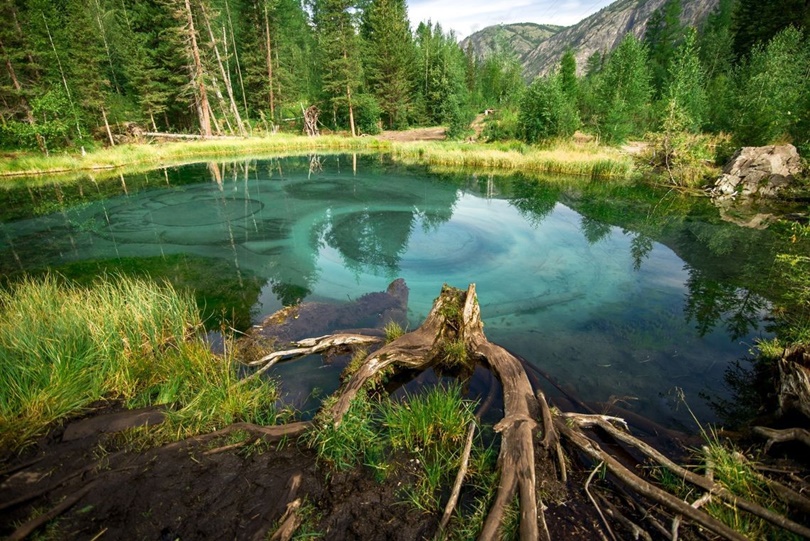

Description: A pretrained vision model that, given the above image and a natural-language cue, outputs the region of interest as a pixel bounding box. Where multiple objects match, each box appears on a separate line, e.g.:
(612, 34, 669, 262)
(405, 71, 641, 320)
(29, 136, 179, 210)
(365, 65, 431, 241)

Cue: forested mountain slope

(469, 0, 719, 80)
(460, 23, 563, 66)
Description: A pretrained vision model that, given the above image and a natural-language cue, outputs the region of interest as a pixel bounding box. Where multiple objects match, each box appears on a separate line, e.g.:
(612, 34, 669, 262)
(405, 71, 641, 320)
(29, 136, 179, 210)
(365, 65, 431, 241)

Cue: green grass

(306, 383, 485, 513)
(383, 320, 405, 343)
(0, 134, 635, 183)
(0, 274, 279, 450)
(699, 437, 801, 540)
(0, 135, 390, 179)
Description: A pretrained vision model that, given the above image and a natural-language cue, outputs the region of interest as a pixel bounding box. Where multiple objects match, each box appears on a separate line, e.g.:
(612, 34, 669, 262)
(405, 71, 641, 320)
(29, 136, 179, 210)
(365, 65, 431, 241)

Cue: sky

(407, 0, 617, 39)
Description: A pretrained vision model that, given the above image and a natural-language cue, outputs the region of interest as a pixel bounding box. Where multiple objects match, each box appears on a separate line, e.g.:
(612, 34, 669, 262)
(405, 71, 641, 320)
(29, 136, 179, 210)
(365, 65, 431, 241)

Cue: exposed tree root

(8, 483, 94, 541)
(753, 425, 810, 453)
(436, 421, 476, 538)
(245, 283, 808, 540)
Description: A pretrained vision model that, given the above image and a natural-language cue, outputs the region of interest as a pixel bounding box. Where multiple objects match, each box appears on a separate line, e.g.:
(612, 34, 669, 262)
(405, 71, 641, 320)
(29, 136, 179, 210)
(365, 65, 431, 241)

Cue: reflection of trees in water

(684, 266, 768, 340)
(629, 232, 653, 270)
(508, 178, 560, 226)
(701, 355, 777, 428)
(580, 216, 612, 244)
(324, 210, 415, 275)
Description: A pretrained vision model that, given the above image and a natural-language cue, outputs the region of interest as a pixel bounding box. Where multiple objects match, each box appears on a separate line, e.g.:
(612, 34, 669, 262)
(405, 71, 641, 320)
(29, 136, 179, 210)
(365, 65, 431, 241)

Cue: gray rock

(712, 144, 804, 199)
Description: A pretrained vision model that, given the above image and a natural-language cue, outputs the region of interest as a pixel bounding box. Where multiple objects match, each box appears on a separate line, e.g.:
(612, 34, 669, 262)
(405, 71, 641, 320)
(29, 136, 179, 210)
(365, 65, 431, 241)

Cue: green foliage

(518, 74, 579, 144)
(361, 0, 416, 129)
(414, 22, 474, 137)
(729, 27, 810, 149)
(662, 29, 707, 133)
(439, 339, 468, 367)
(307, 393, 383, 471)
(593, 35, 653, 143)
(347, 93, 382, 135)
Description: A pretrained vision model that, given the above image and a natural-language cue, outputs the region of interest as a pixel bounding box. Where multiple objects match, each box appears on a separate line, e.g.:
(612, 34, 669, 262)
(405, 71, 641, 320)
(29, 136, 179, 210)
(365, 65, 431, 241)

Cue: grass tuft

(0, 274, 279, 450)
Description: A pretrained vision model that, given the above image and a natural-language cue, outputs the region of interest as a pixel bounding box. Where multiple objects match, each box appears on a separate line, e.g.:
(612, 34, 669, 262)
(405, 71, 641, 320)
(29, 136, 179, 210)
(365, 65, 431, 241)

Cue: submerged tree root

(250, 284, 810, 539)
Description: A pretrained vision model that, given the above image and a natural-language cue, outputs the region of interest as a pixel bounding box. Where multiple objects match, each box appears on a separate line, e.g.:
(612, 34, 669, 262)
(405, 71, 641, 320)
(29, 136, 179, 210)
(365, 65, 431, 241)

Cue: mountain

(460, 23, 565, 65)
(466, 0, 719, 80)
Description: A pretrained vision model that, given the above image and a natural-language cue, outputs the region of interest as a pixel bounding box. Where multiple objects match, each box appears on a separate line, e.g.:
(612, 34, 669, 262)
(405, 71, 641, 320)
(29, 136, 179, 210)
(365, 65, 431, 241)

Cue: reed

(0, 275, 278, 450)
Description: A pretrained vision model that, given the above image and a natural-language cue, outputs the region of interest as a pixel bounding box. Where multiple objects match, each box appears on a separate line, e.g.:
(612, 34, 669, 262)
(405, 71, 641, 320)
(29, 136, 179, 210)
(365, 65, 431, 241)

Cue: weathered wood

(242, 333, 382, 382)
(753, 426, 810, 452)
(557, 420, 749, 541)
(436, 421, 476, 537)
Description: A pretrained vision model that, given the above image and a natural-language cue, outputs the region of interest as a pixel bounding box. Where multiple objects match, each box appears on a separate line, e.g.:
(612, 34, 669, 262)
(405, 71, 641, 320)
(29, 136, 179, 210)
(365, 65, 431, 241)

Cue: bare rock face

(712, 144, 804, 198)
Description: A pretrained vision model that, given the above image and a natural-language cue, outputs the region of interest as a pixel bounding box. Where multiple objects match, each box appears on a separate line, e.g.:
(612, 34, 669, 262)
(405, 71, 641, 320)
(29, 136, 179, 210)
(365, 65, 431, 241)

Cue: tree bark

(264, 2, 275, 120)
(184, 0, 212, 137)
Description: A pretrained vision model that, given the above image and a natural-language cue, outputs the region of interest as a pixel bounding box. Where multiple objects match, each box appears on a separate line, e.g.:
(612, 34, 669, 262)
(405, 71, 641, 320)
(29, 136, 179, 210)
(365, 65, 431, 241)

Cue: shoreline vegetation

(0, 134, 636, 183)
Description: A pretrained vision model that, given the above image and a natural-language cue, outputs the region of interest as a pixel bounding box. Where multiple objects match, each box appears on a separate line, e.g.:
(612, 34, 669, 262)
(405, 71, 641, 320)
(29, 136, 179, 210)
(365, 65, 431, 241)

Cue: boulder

(712, 144, 804, 198)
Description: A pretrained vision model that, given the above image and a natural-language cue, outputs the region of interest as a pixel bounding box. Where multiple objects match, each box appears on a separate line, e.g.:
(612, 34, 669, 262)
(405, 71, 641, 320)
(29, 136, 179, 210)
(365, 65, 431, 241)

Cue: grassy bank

(0, 134, 634, 182)
(0, 135, 391, 179)
(0, 275, 279, 450)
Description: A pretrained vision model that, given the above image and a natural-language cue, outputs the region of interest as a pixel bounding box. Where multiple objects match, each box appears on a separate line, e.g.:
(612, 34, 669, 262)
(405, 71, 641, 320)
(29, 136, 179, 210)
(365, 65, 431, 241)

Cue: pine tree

(732, 0, 810, 58)
(361, 0, 415, 129)
(313, 0, 363, 135)
(644, 0, 684, 95)
(559, 48, 578, 105)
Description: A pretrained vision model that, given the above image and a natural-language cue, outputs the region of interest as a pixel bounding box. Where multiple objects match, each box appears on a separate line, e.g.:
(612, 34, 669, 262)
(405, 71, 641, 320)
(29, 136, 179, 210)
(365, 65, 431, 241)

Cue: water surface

(0, 155, 778, 429)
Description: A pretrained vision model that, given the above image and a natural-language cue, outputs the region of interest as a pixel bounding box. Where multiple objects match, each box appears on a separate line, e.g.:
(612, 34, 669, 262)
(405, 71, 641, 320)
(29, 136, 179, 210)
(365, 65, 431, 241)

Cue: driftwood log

(250, 283, 810, 540)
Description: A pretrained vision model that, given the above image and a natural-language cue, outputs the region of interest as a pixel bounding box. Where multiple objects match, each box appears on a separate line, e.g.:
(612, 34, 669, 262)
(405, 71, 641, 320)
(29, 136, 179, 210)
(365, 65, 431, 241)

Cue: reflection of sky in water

(0, 157, 772, 430)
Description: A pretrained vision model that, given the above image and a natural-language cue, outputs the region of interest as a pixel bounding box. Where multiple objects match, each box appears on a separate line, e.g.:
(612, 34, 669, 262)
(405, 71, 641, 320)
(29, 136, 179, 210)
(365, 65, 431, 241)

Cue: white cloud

(407, 0, 616, 39)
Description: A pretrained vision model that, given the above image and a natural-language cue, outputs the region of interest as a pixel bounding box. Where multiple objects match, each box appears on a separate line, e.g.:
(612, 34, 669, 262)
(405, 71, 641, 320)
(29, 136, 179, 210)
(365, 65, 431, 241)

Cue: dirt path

(375, 126, 446, 142)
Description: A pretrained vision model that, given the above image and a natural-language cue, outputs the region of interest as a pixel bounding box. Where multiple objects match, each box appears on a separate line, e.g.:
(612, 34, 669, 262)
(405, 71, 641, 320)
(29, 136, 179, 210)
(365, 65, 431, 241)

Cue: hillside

(460, 23, 564, 64)
(466, 0, 719, 80)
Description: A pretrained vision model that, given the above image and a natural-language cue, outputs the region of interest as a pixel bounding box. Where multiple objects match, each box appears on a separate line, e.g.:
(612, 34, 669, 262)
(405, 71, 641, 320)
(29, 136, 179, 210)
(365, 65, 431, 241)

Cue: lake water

(0, 154, 778, 430)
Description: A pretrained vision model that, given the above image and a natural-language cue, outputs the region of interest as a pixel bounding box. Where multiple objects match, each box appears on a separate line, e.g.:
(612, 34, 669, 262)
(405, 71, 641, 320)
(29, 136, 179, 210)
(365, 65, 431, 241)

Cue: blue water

(0, 155, 774, 429)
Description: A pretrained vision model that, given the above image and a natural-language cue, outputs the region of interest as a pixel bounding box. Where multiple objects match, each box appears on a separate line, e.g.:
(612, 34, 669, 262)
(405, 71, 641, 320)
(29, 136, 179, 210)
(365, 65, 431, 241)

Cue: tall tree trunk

(0, 38, 47, 153)
(344, 51, 356, 137)
(101, 107, 115, 146)
(224, 0, 249, 121)
(184, 0, 212, 137)
(200, 2, 246, 136)
(264, 2, 275, 120)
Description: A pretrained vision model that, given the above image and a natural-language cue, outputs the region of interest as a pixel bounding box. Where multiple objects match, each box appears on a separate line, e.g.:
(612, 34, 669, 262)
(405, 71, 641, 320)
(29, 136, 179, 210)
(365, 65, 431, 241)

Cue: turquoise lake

(0, 154, 778, 430)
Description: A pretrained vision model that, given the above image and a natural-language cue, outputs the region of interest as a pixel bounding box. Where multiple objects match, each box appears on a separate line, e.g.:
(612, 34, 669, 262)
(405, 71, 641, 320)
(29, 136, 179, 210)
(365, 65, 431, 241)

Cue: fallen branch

(561, 415, 810, 539)
(243, 334, 382, 382)
(596, 492, 653, 541)
(753, 426, 810, 453)
(160, 421, 310, 452)
(557, 419, 748, 540)
(436, 421, 476, 537)
(585, 461, 617, 541)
